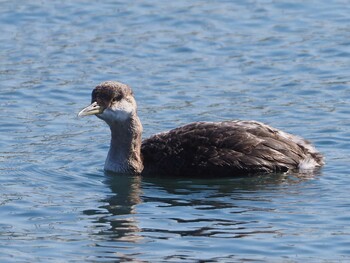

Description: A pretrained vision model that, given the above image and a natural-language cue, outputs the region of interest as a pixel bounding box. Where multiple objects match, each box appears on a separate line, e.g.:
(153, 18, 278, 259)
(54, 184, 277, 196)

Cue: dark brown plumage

(141, 121, 324, 177)
(78, 81, 324, 177)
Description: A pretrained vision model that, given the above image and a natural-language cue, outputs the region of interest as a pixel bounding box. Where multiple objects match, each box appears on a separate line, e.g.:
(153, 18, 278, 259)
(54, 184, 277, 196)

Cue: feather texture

(141, 121, 324, 177)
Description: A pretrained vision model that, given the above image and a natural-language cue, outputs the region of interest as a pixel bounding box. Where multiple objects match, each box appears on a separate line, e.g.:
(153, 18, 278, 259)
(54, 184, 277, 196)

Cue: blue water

(1, 0, 350, 262)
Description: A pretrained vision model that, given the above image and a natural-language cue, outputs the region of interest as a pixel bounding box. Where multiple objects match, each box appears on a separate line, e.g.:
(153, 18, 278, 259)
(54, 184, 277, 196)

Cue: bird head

(78, 81, 137, 125)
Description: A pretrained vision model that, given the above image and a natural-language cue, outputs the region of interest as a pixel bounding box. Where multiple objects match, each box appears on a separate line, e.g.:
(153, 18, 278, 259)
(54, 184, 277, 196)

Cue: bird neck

(104, 115, 143, 174)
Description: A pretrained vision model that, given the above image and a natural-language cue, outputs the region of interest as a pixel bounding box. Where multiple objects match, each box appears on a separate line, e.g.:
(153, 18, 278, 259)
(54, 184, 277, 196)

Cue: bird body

(78, 81, 324, 177)
(141, 120, 323, 177)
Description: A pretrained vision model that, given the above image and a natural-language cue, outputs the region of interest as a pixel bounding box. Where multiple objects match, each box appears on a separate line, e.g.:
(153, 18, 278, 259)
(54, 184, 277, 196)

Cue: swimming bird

(78, 81, 324, 177)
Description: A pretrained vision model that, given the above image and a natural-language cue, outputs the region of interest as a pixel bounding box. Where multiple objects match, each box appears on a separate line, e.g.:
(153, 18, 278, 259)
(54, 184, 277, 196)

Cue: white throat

(100, 102, 134, 124)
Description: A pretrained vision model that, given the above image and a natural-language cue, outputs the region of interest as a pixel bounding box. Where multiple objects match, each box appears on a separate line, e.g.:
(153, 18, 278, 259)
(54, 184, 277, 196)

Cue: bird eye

(112, 94, 123, 102)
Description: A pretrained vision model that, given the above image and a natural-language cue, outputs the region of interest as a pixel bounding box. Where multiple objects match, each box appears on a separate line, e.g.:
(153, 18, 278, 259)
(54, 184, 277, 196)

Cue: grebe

(78, 81, 324, 177)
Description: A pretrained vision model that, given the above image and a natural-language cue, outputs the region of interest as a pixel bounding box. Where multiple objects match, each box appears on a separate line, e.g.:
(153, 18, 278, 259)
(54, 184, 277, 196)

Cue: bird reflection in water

(83, 174, 143, 243)
(83, 172, 319, 245)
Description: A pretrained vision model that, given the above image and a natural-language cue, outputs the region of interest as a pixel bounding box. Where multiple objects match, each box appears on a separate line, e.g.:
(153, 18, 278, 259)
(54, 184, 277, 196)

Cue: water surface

(1, 1, 350, 262)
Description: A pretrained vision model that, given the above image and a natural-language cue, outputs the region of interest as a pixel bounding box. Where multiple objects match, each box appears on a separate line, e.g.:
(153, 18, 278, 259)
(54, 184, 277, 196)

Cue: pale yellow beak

(78, 102, 104, 117)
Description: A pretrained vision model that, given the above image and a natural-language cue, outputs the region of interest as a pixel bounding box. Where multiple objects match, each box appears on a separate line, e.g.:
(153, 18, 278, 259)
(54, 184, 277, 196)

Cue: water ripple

(1, 0, 350, 262)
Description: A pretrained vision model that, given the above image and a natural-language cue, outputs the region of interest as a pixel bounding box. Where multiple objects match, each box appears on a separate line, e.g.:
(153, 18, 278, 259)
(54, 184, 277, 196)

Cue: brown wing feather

(141, 121, 320, 177)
